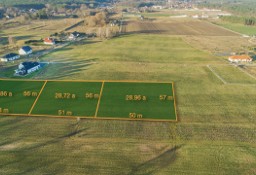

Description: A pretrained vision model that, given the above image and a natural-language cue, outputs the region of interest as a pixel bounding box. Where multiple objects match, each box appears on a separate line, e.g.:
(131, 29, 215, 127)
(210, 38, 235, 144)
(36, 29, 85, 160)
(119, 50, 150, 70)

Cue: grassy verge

(214, 21, 256, 35)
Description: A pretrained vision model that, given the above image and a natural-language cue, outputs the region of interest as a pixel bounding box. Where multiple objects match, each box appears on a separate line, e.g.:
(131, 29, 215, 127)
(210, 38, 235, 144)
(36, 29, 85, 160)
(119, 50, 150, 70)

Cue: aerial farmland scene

(0, 0, 255, 174)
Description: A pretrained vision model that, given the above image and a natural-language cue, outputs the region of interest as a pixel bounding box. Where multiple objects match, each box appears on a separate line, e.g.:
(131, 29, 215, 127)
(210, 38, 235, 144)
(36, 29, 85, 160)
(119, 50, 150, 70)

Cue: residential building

(19, 46, 33, 55)
(1, 53, 20, 62)
(15, 62, 41, 75)
(228, 55, 253, 63)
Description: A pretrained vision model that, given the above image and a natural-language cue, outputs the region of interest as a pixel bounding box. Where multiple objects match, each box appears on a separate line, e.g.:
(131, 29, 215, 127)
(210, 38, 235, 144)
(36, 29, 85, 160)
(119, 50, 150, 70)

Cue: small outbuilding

(1, 53, 20, 62)
(19, 46, 33, 55)
(228, 55, 253, 63)
(15, 62, 41, 75)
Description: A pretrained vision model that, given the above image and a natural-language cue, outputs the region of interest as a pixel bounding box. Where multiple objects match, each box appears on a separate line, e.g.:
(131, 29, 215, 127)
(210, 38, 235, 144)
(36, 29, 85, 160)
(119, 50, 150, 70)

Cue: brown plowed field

(122, 20, 239, 36)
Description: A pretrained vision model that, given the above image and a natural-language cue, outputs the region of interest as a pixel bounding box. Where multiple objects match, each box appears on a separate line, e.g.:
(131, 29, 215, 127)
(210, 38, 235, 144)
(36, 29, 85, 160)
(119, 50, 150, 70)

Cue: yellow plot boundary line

(0, 78, 172, 84)
(28, 80, 48, 115)
(0, 113, 178, 122)
(172, 82, 178, 122)
(94, 81, 105, 118)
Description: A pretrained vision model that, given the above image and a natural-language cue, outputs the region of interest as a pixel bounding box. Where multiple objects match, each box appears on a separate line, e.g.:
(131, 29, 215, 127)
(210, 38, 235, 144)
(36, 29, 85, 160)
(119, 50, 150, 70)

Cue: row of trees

(198, 1, 256, 16)
(220, 16, 256, 26)
(244, 18, 256, 26)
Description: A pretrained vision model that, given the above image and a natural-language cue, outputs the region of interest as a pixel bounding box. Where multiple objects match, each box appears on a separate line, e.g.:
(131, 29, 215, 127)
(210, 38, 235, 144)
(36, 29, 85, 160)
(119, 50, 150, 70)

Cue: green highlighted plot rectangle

(0, 80, 45, 114)
(0, 79, 177, 122)
(97, 82, 176, 121)
(31, 81, 102, 117)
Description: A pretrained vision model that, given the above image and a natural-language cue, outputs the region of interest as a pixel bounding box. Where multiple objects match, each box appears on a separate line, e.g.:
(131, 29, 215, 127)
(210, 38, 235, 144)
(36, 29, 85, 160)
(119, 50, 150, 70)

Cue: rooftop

(3, 53, 19, 59)
(229, 55, 252, 60)
(44, 37, 55, 42)
(20, 46, 32, 52)
(20, 62, 40, 70)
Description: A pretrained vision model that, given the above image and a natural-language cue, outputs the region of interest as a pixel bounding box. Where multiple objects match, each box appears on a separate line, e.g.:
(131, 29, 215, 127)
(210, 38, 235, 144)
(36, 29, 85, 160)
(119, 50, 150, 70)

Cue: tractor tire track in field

(207, 64, 256, 86)
(207, 65, 228, 84)
(127, 145, 183, 175)
(236, 65, 256, 80)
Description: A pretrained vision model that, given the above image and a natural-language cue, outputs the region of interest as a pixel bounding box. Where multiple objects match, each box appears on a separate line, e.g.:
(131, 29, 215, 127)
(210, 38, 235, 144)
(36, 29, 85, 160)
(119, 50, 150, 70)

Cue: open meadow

(0, 16, 256, 175)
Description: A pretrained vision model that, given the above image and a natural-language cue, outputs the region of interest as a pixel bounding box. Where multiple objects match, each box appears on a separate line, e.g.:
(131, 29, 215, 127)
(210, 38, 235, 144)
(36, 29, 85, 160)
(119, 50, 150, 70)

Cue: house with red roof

(228, 55, 253, 63)
(44, 37, 56, 45)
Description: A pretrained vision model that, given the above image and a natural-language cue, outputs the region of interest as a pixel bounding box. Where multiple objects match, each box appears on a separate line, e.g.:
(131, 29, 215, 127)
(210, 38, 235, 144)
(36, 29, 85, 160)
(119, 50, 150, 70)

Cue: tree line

(220, 16, 256, 26)
(198, 0, 256, 16)
(244, 18, 256, 26)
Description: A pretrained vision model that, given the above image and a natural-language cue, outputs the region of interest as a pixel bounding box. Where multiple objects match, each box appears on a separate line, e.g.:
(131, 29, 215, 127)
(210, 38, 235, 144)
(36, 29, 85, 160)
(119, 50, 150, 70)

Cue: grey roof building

(1, 53, 20, 62)
(16, 62, 41, 75)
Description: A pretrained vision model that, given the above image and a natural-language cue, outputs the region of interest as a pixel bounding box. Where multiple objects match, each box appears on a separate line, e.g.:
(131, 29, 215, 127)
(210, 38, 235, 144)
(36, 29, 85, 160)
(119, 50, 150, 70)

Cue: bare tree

(85, 12, 109, 27)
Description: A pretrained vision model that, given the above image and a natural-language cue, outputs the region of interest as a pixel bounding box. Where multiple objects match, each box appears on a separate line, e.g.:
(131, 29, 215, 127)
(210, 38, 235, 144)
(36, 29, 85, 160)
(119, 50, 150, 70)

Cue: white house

(19, 46, 33, 55)
(228, 55, 253, 63)
(192, 15, 199, 19)
(1, 53, 20, 62)
(69, 31, 80, 40)
(15, 62, 41, 75)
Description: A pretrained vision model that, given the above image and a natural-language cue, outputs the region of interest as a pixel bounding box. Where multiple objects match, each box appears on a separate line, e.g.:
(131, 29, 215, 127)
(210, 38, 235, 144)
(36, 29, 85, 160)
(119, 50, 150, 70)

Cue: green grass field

(215, 21, 256, 35)
(35, 34, 222, 80)
(0, 18, 256, 175)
